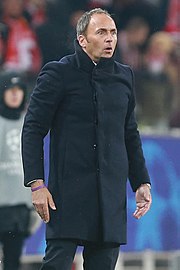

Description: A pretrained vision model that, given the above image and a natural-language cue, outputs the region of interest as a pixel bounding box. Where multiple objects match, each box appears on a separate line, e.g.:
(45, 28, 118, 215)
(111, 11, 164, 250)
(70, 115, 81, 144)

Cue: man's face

(4, 87, 24, 108)
(78, 13, 117, 62)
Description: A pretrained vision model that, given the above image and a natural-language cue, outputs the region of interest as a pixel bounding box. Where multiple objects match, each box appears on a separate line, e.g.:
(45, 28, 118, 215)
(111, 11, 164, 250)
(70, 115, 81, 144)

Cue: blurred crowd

(0, 0, 179, 131)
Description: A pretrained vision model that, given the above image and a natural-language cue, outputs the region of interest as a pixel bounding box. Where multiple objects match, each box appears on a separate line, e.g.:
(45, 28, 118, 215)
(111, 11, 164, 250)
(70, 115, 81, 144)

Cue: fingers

(134, 184, 152, 219)
(32, 188, 56, 223)
(133, 193, 152, 219)
(133, 201, 151, 219)
(33, 203, 50, 223)
(143, 190, 151, 202)
(42, 205, 50, 223)
(40, 194, 56, 223)
(48, 195, 56, 210)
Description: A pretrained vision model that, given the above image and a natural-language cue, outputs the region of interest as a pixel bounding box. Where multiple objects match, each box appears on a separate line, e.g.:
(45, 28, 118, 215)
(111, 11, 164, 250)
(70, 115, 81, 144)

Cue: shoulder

(59, 53, 75, 65)
(39, 54, 75, 78)
(113, 61, 134, 87)
(114, 61, 133, 76)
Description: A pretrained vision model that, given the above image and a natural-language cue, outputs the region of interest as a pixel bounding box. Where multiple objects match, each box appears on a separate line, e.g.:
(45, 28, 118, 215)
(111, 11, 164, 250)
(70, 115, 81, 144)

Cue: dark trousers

(40, 239, 120, 270)
(0, 232, 24, 270)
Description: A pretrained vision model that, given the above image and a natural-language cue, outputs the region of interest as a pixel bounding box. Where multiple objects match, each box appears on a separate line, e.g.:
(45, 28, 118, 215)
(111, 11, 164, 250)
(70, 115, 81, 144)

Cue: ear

(78, 35, 87, 48)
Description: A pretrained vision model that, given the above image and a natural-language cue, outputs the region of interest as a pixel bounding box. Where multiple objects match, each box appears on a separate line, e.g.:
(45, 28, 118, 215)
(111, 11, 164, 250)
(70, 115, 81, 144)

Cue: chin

(103, 53, 113, 58)
(10, 104, 20, 108)
(103, 55, 112, 58)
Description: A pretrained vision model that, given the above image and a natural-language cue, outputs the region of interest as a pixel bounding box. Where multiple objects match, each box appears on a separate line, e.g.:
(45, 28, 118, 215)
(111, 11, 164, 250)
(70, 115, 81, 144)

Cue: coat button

(93, 144, 97, 149)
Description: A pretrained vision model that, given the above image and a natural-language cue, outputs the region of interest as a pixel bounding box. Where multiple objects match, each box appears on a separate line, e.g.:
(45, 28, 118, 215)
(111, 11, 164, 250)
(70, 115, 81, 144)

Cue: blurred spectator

(169, 66, 180, 128)
(135, 71, 173, 131)
(111, 0, 161, 33)
(164, 0, 180, 128)
(36, 0, 70, 65)
(153, 0, 170, 30)
(88, 0, 113, 9)
(0, 22, 8, 66)
(66, 0, 89, 13)
(0, 71, 32, 270)
(116, 17, 150, 71)
(25, 0, 47, 27)
(66, 10, 85, 54)
(164, 0, 180, 38)
(0, 0, 42, 75)
(135, 31, 177, 130)
(143, 31, 176, 78)
(165, 0, 180, 128)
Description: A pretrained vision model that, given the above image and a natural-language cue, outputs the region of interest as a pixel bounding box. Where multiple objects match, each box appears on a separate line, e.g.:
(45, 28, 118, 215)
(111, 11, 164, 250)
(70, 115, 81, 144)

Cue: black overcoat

(22, 41, 150, 245)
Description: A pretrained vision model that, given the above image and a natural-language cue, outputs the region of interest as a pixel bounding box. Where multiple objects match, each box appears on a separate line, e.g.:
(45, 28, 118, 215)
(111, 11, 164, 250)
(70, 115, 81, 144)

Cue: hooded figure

(0, 71, 32, 270)
(0, 71, 27, 119)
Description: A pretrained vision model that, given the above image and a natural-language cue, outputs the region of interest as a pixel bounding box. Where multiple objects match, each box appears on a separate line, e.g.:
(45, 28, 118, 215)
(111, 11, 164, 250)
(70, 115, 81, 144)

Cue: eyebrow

(96, 27, 117, 32)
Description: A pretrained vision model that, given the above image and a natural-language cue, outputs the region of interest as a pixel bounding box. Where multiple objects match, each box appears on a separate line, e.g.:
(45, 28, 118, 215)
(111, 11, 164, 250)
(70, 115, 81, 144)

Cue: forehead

(88, 13, 116, 31)
(5, 86, 23, 92)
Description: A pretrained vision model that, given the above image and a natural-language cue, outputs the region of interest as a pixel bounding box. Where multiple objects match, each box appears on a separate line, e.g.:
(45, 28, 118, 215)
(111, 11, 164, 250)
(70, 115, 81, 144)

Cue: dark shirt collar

(74, 39, 115, 73)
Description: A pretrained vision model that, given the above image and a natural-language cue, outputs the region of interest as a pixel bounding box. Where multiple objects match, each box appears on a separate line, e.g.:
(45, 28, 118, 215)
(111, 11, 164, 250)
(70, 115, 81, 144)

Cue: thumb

(48, 195, 56, 210)
(139, 185, 151, 202)
(144, 190, 151, 202)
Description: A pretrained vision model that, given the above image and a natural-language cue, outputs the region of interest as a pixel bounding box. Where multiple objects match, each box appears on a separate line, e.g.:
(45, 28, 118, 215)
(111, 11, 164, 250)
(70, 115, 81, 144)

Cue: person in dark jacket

(0, 71, 32, 270)
(21, 8, 152, 270)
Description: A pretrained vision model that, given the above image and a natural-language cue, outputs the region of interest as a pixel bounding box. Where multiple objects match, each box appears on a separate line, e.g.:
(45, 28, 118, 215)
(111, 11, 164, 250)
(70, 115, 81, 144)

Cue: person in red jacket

(0, 0, 42, 74)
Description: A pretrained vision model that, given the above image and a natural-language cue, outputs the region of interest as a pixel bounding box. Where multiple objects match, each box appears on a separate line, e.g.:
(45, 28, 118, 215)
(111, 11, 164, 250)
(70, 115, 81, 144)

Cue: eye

(97, 30, 104, 35)
(112, 30, 117, 36)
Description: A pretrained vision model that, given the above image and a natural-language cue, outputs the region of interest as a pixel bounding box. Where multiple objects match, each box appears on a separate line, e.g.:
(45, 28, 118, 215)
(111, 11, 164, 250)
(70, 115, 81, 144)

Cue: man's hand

(31, 180, 56, 223)
(133, 184, 152, 219)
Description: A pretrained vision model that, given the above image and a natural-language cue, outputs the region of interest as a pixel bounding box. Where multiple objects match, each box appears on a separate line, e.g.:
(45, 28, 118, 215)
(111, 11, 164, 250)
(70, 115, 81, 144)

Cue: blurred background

(0, 0, 179, 269)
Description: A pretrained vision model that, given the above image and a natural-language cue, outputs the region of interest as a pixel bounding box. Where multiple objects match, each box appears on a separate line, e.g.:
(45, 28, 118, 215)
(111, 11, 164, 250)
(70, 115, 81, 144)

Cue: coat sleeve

(21, 62, 64, 186)
(124, 67, 151, 192)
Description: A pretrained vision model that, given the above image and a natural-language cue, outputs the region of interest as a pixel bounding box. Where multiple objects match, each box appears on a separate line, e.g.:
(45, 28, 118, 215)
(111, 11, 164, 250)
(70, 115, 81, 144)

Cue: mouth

(104, 47, 113, 53)
(12, 96, 17, 100)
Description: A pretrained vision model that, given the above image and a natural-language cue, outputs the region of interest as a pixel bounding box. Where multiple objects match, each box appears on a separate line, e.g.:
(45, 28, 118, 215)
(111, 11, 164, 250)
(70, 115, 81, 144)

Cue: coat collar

(74, 40, 115, 73)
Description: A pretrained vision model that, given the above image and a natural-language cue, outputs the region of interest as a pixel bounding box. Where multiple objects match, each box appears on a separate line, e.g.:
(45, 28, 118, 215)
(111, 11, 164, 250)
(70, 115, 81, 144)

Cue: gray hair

(76, 8, 112, 37)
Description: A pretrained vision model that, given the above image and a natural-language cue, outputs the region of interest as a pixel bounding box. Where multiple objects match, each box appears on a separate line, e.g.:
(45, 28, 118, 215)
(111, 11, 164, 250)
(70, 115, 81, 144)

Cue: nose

(105, 32, 113, 42)
(11, 86, 18, 91)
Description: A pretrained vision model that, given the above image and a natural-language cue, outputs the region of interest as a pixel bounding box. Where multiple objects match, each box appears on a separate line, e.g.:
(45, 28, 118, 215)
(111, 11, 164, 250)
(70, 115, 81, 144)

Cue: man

(22, 8, 152, 270)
